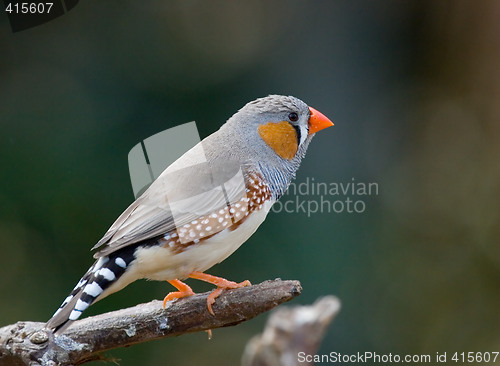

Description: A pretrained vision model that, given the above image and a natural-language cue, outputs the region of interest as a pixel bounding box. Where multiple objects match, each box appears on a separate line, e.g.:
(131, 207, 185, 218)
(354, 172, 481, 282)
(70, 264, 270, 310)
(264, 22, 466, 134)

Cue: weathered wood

(0, 279, 302, 366)
(242, 295, 341, 366)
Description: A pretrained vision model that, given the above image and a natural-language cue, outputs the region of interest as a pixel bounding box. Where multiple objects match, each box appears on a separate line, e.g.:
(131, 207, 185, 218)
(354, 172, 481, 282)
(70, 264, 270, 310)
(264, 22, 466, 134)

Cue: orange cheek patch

(258, 121, 298, 160)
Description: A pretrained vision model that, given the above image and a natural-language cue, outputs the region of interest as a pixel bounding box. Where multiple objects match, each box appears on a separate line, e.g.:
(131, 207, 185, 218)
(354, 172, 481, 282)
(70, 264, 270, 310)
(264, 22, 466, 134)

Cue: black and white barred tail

(46, 248, 136, 334)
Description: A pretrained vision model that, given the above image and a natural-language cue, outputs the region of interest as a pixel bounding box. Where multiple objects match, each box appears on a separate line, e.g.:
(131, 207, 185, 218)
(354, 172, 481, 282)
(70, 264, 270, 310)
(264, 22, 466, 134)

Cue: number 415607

(452, 352, 499, 363)
(5, 2, 54, 14)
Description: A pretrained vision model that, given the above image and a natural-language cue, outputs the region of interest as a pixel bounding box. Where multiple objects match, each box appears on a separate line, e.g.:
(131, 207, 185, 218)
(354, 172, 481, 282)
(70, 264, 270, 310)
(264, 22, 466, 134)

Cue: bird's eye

(288, 112, 299, 122)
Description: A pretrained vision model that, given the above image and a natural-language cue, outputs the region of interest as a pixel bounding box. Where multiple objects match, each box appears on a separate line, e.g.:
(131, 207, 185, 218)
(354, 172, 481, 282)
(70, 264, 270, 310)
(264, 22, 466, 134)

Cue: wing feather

(92, 145, 248, 258)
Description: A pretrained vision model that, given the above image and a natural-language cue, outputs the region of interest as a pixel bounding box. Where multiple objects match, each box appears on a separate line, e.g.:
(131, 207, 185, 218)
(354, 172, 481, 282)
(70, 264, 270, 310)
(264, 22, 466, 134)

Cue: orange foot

(189, 271, 251, 315)
(162, 272, 251, 315)
(162, 279, 195, 308)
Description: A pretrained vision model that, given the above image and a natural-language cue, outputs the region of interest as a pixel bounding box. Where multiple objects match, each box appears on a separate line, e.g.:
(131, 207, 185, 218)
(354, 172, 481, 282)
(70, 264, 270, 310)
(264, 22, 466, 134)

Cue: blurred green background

(1, 1, 499, 365)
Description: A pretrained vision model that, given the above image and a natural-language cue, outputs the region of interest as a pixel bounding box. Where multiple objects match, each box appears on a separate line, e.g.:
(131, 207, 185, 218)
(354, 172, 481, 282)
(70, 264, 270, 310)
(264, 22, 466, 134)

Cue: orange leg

(188, 272, 251, 315)
(162, 279, 195, 308)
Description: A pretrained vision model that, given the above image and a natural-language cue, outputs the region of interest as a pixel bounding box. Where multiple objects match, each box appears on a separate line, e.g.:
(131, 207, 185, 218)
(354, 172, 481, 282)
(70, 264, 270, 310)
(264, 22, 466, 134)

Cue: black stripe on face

(291, 124, 301, 147)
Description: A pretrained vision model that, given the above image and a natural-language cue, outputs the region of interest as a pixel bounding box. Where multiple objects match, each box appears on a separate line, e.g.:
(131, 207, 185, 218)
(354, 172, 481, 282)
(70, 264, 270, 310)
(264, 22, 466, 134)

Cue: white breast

(99, 200, 273, 298)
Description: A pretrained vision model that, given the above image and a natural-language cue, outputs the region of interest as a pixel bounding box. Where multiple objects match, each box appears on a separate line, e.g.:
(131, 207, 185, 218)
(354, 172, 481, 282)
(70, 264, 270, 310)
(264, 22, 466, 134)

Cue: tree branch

(242, 296, 341, 366)
(0, 279, 302, 366)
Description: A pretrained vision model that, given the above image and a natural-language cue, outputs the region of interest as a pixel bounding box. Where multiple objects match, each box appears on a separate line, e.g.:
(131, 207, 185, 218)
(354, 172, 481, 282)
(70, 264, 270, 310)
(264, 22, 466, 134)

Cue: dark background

(1, 1, 499, 365)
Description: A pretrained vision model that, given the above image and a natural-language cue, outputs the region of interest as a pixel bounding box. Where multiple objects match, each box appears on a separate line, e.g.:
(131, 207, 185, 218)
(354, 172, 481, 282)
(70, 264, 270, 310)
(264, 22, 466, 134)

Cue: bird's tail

(46, 251, 133, 334)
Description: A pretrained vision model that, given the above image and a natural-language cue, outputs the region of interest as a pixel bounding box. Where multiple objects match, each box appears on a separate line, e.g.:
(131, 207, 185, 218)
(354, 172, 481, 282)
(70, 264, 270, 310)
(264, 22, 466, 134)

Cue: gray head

(204, 95, 333, 198)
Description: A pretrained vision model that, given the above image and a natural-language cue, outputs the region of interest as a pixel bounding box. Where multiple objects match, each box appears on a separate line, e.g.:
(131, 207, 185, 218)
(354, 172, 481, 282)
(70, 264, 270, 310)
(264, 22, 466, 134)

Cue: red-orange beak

(308, 107, 334, 134)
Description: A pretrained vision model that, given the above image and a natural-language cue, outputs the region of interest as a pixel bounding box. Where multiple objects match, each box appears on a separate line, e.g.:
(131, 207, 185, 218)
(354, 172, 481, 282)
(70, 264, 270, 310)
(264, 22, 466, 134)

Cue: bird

(46, 95, 333, 334)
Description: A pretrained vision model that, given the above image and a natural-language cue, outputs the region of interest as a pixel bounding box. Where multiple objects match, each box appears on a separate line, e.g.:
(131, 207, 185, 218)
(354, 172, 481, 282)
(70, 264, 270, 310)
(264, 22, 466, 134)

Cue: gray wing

(92, 150, 248, 258)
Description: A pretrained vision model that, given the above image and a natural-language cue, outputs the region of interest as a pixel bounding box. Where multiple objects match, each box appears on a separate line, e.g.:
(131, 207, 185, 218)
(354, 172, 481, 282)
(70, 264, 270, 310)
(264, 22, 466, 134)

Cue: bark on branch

(0, 279, 302, 366)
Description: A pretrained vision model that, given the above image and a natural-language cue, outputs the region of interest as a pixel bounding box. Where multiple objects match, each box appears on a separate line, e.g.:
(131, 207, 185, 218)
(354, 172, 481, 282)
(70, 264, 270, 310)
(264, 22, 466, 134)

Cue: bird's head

(208, 95, 333, 197)
(223, 94, 333, 162)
